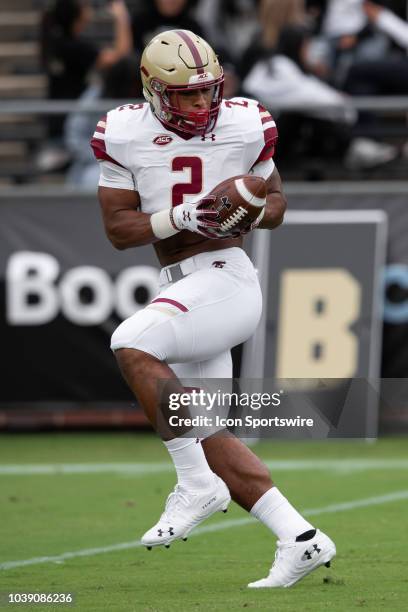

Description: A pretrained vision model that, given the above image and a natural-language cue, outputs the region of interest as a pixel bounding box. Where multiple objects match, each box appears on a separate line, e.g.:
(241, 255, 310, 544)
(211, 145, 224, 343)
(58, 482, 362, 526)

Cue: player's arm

(98, 184, 222, 249)
(250, 103, 286, 230)
(259, 166, 287, 229)
(98, 186, 158, 249)
(91, 122, 156, 249)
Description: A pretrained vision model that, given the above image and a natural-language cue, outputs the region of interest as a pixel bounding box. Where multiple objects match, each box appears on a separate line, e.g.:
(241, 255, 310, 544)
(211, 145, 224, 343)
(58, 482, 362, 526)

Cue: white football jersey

(91, 98, 277, 214)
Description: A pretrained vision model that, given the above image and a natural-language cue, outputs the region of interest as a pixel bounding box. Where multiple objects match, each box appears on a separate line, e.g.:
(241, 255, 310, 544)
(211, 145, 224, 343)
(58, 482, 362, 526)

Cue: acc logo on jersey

(153, 135, 173, 146)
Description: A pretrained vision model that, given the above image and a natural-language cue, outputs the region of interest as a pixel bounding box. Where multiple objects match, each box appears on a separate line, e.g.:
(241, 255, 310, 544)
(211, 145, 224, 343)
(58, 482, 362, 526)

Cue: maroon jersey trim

(90, 114, 125, 169)
(90, 137, 125, 169)
(255, 123, 278, 163)
(256, 103, 278, 162)
(256, 142, 276, 162)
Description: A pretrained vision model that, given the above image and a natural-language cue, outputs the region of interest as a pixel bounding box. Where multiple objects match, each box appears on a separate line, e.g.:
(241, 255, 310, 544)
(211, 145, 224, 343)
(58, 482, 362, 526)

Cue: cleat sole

(325, 561, 331, 568)
(146, 547, 152, 551)
(182, 538, 188, 541)
(165, 544, 170, 549)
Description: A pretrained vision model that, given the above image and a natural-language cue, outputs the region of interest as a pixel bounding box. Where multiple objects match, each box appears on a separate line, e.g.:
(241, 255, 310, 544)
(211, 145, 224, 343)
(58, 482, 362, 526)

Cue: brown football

(205, 175, 267, 235)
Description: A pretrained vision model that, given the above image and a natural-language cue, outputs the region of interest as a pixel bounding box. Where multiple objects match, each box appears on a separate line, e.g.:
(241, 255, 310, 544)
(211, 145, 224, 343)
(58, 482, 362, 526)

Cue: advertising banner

(0, 193, 160, 406)
(1, 186, 404, 431)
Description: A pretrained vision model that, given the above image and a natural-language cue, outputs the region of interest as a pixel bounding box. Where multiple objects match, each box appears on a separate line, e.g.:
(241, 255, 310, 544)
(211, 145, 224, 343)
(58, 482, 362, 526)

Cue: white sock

(250, 487, 314, 541)
(164, 437, 215, 490)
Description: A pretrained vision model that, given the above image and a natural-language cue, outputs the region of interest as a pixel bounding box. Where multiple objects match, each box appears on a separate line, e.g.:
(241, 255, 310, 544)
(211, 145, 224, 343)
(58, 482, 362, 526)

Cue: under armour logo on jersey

(201, 134, 216, 141)
(302, 544, 321, 561)
(212, 260, 226, 269)
(183, 211, 191, 222)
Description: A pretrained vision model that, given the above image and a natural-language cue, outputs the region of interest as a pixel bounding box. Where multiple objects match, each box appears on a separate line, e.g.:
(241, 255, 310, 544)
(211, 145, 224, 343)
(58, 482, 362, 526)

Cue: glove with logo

(170, 198, 222, 238)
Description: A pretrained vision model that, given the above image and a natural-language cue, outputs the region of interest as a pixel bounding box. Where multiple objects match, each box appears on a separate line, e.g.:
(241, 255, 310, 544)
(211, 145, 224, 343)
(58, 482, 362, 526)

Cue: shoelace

(162, 485, 191, 522)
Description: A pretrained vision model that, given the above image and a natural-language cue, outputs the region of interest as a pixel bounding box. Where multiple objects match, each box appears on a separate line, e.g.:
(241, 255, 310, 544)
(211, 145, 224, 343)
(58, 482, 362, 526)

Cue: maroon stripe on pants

(175, 30, 205, 75)
(151, 298, 189, 312)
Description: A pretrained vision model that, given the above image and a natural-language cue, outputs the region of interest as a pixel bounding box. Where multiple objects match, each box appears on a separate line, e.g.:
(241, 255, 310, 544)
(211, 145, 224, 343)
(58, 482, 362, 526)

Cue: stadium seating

(0, 0, 139, 184)
(0, 0, 407, 184)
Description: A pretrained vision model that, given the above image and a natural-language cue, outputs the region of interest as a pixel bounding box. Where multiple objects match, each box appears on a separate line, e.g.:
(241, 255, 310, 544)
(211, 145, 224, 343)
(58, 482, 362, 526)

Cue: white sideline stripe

(0, 462, 173, 475)
(1, 490, 407, 571)
(235, 178, 266, 208)
(1, 458, 408, 476)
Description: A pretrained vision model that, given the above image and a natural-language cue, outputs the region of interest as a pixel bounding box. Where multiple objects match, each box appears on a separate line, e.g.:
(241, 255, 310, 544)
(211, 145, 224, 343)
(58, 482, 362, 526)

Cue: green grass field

(0, 434, 407, 612)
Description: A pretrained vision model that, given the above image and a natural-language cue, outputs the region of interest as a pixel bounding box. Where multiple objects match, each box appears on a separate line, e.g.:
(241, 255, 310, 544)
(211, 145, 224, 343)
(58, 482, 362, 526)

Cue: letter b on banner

(276, 269, 361, 377)
(6, 252, 60, 325)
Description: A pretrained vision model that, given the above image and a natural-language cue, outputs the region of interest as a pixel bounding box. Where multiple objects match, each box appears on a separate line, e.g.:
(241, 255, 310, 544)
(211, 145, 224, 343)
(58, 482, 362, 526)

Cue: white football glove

(170, 197, 222, 239)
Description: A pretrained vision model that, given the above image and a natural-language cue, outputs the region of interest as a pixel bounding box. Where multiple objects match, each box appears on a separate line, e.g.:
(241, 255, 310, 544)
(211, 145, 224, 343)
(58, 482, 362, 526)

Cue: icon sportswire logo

(153, 135, 173, 146)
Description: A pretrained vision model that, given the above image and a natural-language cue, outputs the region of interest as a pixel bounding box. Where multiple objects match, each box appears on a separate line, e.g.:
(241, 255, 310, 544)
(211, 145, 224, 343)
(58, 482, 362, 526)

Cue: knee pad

(110, 306, 176, 361)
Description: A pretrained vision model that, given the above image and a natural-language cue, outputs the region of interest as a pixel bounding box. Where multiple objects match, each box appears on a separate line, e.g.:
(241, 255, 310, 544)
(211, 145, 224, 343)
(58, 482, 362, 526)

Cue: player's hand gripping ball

(199, 175, 267, 238)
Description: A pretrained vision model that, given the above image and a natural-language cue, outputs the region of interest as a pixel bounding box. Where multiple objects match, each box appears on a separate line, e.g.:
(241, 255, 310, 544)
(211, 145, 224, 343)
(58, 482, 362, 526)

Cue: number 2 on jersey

(171, 157, 203, 206)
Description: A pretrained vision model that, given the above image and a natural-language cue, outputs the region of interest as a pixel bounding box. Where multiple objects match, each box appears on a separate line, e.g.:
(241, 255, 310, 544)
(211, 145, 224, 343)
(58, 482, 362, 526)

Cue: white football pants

(111, 246, 262, 380)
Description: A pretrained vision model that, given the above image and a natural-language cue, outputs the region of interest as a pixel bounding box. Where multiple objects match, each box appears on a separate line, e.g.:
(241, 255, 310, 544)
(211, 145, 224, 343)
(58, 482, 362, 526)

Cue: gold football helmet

(141, 29, 224, 135)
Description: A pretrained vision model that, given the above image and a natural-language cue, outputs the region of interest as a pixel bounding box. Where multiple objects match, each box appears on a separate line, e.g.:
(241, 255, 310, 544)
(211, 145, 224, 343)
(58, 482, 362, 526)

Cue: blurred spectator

(239, 0, 308, 79)
(305, 0, 390, 87)
(194, 0, 259, 61)
(131, 0, 242, 100)
(131, 0, 204, 53)
(345, 2, 408, 94)
(310, 0, 367, 38)
(64, 55, 142, 188)
(243, 25, 398, 170)
(364, 0, 408, 45)
(40, 0, 132, 146)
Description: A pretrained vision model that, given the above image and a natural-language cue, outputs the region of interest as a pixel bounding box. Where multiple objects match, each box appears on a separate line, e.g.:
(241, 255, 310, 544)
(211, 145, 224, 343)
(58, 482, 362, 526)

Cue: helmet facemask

(150, 72, 224, 136)
(141, 30, 225, 136)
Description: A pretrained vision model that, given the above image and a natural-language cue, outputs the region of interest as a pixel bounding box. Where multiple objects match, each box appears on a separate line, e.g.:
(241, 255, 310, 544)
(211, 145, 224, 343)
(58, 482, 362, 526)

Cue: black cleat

(146, 546, 152, 551)
(222, 509, 228, 513)
(182, 538, 188, 541)
(165, 544, 170, 549)
(325, 561, 331, 568)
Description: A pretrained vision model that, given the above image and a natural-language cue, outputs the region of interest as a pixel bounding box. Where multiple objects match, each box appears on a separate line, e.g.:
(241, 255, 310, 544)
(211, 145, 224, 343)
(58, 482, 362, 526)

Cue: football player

(91, 29, 335, 588)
